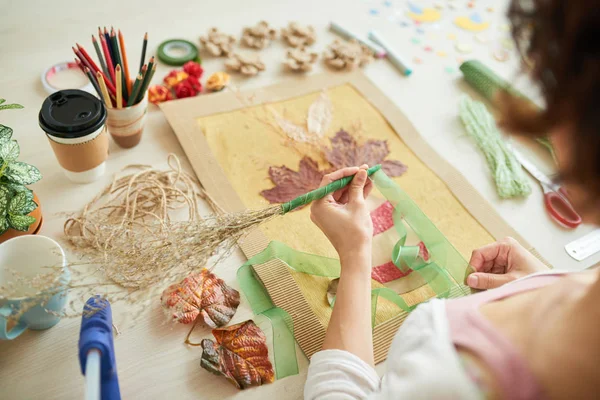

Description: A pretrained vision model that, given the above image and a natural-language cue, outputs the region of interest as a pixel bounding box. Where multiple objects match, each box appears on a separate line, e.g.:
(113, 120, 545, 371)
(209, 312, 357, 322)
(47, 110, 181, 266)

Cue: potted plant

(0, 99, 43, 243)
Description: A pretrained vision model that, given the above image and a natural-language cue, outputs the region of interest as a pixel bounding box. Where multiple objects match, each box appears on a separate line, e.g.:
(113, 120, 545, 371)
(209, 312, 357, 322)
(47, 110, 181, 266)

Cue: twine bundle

(1, 156, 378, 322)
(459, 96, 531, 199)
(63, 155, 282, 293)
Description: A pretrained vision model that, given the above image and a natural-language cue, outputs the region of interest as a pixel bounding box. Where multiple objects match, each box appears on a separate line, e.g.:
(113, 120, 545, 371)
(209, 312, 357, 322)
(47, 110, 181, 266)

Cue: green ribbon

(237, 169, 471, 379)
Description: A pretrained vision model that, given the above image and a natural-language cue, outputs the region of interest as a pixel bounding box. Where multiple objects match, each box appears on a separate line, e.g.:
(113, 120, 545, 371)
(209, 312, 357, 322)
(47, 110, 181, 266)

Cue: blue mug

(0, 235, 70, 340)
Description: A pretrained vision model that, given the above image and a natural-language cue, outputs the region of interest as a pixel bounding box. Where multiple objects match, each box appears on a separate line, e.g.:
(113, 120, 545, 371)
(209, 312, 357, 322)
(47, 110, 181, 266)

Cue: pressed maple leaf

(161, 269, 240, 327)
(324, 129, 407, 177)
(201, 320, 275, 389)
(260, 156, 326, 204)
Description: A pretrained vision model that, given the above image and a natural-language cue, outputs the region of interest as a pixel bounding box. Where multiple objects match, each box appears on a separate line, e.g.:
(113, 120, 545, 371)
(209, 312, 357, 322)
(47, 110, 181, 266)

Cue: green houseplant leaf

(0, 140, 19, 162)
(8, 214, 36, 231)
(0, 103, 24, 111)
(4, 161, 42, 185)
(0, 186, 9, 235)
(0, 125, 12, 143)
(0, 100, 42, 235)
(8, 191, 37, 215)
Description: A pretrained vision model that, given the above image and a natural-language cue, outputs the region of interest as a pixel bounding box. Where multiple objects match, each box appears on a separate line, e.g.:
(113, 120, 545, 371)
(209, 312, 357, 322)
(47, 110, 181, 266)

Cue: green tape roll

(157, 39, 200, 66)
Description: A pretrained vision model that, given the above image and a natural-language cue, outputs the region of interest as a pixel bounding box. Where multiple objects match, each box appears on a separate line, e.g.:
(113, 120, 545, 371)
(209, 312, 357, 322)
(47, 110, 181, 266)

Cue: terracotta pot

(0, 193, 43, 244)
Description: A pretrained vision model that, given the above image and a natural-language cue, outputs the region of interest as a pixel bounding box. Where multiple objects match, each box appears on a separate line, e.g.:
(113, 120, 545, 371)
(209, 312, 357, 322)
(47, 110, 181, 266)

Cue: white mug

(0, 235, 70, 340)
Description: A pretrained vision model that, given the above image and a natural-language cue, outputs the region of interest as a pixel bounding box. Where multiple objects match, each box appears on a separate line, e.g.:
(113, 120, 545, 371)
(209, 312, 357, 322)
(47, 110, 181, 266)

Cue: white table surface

(1, 0, 597, 399)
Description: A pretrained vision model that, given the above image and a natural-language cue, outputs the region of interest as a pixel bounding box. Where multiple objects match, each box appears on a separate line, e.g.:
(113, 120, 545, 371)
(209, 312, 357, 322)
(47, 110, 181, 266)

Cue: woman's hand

(310, 165, 374, 260)
(467, 237, 549, 290)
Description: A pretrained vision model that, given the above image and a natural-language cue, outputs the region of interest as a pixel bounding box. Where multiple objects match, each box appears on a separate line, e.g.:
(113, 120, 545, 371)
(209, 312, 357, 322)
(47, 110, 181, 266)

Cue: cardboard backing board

(160, 71, 548, 363)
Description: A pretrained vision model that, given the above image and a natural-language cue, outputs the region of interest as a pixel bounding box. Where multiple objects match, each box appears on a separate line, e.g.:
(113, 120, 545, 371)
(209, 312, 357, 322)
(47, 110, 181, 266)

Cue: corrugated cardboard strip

(160, 72, 550, 363)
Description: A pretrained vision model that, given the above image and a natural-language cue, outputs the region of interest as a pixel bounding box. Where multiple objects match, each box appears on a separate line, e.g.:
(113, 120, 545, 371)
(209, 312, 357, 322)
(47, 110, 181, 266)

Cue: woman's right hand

(467, 237, 549, 290)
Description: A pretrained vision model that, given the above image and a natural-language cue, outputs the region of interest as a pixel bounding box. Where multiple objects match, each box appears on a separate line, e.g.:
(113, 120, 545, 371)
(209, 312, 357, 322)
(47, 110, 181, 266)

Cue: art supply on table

(118, 30, 132, 95)
(329, 22, 387, 58)
(115, 65, 122, 109)
(79, 296, 121, 400)
(39, 89, 109, 183)
(565, 229, 600, 261)
(157, 39, 200, 66)
(74, 27, 152, 108)
(105, 93, 148, 148)
(72, 27, 153, 148)
(459, 96, 531, 198)
(459, 60, 555, 157)
(510, 146, 582, 228)
(368, 30, 412, 76)
(41, 61, 94, 94)
(139, 32, 148, 71)
(92, 35, 110, 79)
(0, 236, 69, 340)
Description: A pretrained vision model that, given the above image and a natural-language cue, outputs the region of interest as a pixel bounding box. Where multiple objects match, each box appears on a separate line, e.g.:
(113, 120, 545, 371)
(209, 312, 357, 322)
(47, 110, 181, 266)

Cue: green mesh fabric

(237, 169, 472, 379)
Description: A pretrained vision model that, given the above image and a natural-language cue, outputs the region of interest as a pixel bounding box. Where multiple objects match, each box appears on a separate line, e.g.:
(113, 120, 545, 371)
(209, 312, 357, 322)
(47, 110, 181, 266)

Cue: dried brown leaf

(161, 269, 240, 327)
(201, 320, 274, 389)
(260, 157, 326, 204)
(324, 130, 407, 177)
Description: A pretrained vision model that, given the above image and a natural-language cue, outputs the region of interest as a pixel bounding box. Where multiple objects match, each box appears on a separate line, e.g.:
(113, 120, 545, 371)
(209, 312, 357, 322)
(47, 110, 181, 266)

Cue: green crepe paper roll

(459, 60, 528, 102)
(459, 60, 555, 158)
(281, 164, 382, 213)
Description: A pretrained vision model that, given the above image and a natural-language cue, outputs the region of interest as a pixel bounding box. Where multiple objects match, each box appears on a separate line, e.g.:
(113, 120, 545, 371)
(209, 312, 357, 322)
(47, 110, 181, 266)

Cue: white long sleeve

(304, 299, 481, 400)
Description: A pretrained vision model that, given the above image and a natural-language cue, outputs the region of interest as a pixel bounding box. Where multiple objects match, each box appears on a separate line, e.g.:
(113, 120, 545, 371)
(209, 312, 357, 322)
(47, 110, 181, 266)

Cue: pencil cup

(106, 94, 148, 149)
(39, 90, 109, 184)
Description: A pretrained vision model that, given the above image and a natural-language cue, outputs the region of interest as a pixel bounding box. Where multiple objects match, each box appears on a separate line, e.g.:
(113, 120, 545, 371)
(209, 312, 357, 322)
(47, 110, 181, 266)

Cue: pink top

(446, 273, 564, 400)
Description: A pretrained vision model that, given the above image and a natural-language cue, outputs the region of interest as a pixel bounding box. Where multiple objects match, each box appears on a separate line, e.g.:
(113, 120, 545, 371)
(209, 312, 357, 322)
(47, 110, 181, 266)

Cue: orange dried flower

(147, 85, 174, 104)
(206, 71, 230, 92)
(163, 70, 189, 88)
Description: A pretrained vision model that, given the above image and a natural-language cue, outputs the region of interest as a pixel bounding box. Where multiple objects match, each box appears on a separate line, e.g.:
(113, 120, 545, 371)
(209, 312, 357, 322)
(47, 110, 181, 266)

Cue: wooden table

(0, 1, 594, 398)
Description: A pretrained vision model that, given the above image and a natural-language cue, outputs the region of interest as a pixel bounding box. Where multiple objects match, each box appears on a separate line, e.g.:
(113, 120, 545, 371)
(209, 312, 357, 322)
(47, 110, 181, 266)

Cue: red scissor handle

(544, 190, 582, 228)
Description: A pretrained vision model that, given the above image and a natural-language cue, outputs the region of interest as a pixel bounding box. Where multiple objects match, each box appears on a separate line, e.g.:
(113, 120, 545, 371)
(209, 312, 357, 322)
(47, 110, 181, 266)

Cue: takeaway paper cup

(39, 90, 109, 184)
(106, 94, 148, 149)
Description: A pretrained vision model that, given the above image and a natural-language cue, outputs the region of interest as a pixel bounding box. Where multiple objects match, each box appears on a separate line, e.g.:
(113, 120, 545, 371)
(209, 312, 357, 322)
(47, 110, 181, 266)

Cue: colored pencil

(100, 35, 115, 84)
(136, 59, 152, 104)
(96, 71, 113, 108)
(118, 30, 132, 96)
(116, 65, 122, 109)
(136, 63, 156, 104)
(74, 58, 84, 72)
(84, 67, 103, 98)
(128, 73, 143, 106)
(110, 30, 127, 101)
(73, 47, 117, 96)
(139, 32, 148, 72)
(92, 35, 109, 79)
(76, 43, 103, 76)
(104, 27, 113, 59)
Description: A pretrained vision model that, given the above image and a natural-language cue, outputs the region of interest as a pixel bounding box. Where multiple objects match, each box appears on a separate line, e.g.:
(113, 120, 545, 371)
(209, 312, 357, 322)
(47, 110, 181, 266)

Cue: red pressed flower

(174, 80, 196, 98)
(183, 61, 203, 78)
(185, 75, 202, 94)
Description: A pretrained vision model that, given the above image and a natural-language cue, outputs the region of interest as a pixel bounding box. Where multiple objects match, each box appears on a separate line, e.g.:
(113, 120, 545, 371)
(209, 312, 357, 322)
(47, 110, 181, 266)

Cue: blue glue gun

(78, 296, 121, 400)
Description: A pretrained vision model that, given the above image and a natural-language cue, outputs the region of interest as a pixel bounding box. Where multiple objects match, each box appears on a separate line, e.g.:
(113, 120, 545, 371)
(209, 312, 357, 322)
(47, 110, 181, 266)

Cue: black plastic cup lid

(39, 89, 106, 139)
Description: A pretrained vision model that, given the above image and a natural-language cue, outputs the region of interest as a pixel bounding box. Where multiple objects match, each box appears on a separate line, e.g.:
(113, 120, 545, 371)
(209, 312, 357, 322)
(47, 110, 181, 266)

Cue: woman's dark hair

(500, 0, 600, 200)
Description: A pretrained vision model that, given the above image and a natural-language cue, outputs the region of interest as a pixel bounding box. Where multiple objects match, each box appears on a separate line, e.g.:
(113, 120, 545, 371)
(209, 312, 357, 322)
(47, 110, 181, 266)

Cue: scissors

(511, 147, 582, 228)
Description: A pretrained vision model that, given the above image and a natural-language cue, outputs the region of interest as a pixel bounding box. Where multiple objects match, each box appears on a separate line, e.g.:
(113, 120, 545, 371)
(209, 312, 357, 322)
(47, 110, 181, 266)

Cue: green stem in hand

(281, 164, 382, 214)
